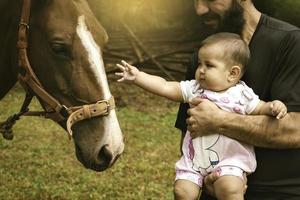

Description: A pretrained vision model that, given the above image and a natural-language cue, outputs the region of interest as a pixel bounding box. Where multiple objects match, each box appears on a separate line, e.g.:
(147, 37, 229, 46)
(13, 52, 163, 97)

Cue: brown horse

(0, 0, 124, 171)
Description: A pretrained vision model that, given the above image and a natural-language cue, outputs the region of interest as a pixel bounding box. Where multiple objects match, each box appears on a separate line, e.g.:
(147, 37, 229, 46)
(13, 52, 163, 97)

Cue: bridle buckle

(59, 105, 69, 118)
(96, 99, 110, 116)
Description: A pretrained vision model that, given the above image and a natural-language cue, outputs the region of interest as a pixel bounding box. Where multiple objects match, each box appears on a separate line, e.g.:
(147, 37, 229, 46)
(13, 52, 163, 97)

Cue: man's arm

(187, 98, 300, 148)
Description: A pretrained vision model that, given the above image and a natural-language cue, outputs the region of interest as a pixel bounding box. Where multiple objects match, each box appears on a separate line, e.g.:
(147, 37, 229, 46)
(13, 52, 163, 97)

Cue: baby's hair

(200, 32, 250, 74)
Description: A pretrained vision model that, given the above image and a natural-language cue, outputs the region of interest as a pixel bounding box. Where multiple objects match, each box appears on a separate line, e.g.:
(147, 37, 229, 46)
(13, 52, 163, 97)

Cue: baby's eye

(206, 62, 214, 68)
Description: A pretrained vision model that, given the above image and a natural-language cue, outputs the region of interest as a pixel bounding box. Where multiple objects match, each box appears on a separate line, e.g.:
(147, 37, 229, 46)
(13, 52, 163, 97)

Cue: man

(175, 0, 300, 199)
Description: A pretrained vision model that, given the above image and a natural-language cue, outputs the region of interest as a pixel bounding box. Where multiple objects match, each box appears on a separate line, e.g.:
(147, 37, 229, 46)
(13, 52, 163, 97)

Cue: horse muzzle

(75, 141, 124, 172)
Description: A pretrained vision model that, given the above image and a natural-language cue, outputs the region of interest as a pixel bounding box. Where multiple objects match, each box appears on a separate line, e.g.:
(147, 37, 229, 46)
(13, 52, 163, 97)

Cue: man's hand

(186, 97, 223, 138)
(203, 171, 219, 197)
(115, 60, 139, 82)
(203, 172, 248, 197)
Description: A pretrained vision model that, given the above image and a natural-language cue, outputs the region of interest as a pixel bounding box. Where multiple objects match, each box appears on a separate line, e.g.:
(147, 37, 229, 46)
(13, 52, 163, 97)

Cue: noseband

(0, 0, 115, 139)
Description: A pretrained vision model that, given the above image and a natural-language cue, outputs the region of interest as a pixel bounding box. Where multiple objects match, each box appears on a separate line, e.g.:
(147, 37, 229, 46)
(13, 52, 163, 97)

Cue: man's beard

(217, 0, 245, 35)
(201, 0, 245, 35)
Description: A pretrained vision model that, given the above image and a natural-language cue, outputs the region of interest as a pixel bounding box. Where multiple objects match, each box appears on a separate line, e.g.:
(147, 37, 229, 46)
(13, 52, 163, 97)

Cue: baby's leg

(214, 175, 245, 200)
(174, 179, 201, 200)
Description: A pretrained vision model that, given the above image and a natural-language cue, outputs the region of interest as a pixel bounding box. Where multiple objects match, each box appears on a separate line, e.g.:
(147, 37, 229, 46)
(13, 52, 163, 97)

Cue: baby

(115, 32, 287, 200)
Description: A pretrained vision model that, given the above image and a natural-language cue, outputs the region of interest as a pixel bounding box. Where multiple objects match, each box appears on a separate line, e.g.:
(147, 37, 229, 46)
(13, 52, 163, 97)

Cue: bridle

(0, 0, 115, 140)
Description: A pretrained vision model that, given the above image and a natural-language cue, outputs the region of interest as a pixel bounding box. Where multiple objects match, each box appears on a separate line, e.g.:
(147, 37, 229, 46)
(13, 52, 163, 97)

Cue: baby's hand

(270, 100, 287, 119)
(115, 60, 139, 82)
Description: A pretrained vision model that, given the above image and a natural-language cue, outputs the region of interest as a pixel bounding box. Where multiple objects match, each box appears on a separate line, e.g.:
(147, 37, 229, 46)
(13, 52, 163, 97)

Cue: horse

(0, 0, 124, 172)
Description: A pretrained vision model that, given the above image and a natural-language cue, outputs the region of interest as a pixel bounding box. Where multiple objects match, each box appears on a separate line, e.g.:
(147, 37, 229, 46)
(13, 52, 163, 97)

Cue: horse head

(14, 0, 124, 171)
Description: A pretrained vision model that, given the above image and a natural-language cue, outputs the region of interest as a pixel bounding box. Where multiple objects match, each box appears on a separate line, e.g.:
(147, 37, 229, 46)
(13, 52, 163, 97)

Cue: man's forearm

(218, 111, 300, 148)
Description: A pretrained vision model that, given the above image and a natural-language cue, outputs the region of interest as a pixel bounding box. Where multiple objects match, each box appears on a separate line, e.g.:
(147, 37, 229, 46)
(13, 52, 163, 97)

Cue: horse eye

(51, 42, 71, 58)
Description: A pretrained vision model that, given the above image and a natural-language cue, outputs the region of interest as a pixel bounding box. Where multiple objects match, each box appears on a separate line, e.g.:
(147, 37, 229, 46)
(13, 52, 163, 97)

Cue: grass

(0, 79, 182, 200)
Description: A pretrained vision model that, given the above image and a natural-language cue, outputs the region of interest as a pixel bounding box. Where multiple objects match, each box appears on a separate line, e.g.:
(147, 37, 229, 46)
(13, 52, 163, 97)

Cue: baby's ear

(228, 65, 241, 82)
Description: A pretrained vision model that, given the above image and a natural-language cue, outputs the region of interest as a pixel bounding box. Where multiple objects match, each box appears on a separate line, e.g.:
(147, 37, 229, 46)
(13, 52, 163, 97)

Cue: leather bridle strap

(17, 0, 68, 119)
(66, 97, 115, 137)
(0, 0, 115, 139)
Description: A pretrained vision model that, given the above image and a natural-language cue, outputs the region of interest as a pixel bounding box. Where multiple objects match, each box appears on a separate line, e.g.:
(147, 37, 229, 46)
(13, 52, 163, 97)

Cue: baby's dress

(175, 80, 259, 187)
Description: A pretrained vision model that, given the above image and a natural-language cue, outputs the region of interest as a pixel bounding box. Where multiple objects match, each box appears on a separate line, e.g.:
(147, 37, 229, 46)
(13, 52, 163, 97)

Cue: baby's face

(195, 44, 233, 92)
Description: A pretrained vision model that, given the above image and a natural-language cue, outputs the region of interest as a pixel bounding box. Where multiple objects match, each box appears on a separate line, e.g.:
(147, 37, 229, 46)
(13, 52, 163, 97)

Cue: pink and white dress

(175, 80, 259, 187)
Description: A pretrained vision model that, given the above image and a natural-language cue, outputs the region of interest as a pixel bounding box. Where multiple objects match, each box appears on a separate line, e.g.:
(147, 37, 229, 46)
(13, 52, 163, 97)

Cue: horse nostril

(75, 143, 114, 171)
(97, 145, 113, 168)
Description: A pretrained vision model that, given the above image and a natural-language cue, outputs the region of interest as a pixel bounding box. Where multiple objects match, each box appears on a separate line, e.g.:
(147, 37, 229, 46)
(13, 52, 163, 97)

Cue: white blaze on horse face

(76, 15, 110, 99)
(76, 16, 124, 156)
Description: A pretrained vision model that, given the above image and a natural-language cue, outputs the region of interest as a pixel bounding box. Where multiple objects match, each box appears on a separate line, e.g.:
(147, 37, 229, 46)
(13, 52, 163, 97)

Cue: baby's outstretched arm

(251, 100, 287, 119)
(115, 60, 183, 102)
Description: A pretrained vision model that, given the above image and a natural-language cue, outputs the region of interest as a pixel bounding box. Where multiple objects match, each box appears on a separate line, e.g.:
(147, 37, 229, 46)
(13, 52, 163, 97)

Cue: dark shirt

(175, 14, 300, 199)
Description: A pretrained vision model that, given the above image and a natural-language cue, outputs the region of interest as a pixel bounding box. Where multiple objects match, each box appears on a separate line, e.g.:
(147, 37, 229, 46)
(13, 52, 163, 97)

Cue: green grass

(0, 81, 182, 200)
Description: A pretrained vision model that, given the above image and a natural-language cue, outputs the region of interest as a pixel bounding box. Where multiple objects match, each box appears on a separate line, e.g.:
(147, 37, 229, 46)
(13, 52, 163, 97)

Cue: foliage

(0, 82, 182, 200)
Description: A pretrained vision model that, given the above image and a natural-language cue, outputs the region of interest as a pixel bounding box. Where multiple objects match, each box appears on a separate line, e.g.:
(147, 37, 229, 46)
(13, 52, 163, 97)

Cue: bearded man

(175, 0, 300, 199)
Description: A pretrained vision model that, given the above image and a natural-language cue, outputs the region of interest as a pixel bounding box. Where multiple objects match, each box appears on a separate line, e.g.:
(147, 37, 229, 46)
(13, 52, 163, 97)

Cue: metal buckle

(19, 21, 30, 30)
(59, 105, 69, 118)
(96, 100, 110, 116)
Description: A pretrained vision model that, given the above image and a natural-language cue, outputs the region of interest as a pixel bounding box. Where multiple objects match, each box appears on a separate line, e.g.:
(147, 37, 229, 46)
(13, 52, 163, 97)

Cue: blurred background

(86, 0, 300, 80)
(89, 0, 300, 31)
